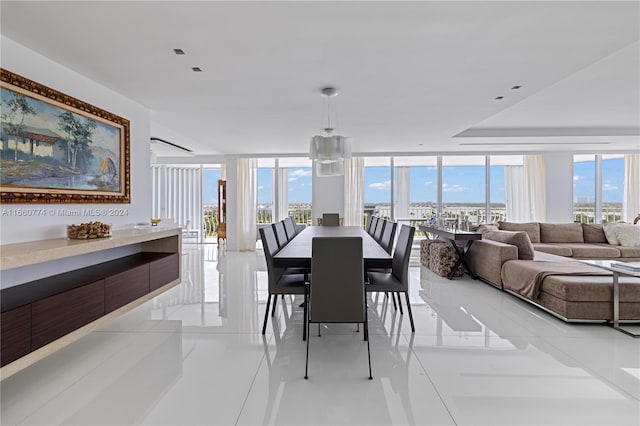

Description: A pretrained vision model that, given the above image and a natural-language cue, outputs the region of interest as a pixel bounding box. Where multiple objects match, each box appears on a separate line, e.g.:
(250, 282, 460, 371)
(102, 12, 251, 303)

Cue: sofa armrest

(467, 239, 518, 288)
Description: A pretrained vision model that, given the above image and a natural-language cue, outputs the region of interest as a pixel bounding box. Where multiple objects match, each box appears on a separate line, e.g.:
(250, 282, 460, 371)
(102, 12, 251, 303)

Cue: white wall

(545, 153, 575, 223)
(311, 163, 345, 225)
(0, 37, 152, 244)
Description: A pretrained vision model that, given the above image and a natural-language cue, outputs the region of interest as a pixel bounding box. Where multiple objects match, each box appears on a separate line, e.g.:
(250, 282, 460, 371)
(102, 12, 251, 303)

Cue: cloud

(573, 175, 583, 181)
(603, 183, 618, 191)
(369, 180, 391, 190)
(442, 183, 469, 192)
(288, 168, 312, 182)
(257, 185, 264, 190)
(423, 181, 433, 186)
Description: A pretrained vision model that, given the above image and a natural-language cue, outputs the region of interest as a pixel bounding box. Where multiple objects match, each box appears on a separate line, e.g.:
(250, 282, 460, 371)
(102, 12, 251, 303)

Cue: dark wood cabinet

(1, 248, 180, 368)
(105, 265, 149, 313)
(1, 305, 31, 366)
(32, 280, 105, 350)
(150, 253, 179, 292)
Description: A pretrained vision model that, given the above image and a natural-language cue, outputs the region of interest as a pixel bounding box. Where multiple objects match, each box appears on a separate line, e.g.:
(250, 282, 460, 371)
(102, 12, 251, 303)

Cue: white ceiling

(1, 1, 639, 157)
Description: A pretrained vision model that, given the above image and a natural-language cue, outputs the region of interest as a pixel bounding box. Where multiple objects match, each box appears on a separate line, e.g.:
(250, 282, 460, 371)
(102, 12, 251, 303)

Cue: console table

(0, 226, 182, 379)
(419, 225, 482, 280)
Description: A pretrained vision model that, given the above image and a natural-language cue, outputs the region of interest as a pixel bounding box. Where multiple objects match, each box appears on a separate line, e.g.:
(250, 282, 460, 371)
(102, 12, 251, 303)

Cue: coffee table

(581, 259, 640, 337)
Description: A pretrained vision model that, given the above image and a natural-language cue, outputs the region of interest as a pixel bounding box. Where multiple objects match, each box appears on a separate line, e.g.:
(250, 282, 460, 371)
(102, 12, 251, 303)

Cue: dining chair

(367, 224, 416, 332)
(305, 236, 372, 380)
(365, 215, 374, 233)
(259, 226, 308, 339)
(373, 218, 386, 242)
(379, 220, 397, 254)
(273, 221, 289, 249)
(283, 216, 297, 239)
(369, 216, 379, 236)
(322, 213, 340, 226)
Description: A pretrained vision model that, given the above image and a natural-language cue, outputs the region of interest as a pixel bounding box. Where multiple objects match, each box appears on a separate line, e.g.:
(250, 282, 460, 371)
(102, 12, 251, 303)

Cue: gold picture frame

(0, 68, 130, 204)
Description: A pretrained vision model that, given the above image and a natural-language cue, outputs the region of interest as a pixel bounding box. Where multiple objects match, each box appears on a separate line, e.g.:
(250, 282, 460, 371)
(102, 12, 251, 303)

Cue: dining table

(272, 226, 392, 270)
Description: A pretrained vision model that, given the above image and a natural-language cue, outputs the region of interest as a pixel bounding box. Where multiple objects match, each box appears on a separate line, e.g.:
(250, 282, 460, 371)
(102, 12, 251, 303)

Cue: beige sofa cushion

(498, 221, 541, 243)
(582, 224, 608, 243)
(540, 275, 640, 302)
(467, 239, 518, 287)
(614, 245, 640, 258)
(532, 243, 573, 257)
(483, 230, 535, 260)
(539, 223, 584, 243)
(552, 243, 621, 259)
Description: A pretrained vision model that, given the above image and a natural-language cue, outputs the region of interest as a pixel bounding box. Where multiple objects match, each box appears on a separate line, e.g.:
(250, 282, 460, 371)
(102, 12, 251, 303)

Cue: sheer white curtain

(523, 155, 546, 222)
(395, 166, 410, 221)
(276, 167, 289, 221)
(343, 157, 364, 226)
(237, 158, 257, 251)
(624, 153, 640, 222)
(504, 165, 526, 221)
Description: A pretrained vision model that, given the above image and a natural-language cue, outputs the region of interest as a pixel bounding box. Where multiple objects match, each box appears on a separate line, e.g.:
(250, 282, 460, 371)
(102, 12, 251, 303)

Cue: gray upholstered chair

(379, 220, 397, 254)
(273, 221, 289, 249)
(373, 218, 386, 242)
(283, 216, 297, 239)
(367, 224, 416, 332)
(305, 236, 372, 380)
(369, 216, 379, 236)
(322, 213, 340, 226)
(365, 215, 374, 233)
(259, 226, 308, 339)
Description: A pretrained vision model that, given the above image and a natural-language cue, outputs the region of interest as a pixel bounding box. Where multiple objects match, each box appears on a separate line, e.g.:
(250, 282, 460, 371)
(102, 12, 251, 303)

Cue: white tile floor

(1, 244, 639, 426)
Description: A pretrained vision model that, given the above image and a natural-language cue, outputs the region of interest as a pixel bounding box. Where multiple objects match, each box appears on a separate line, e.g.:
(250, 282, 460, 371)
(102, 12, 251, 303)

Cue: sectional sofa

(466, 222, 640, 322)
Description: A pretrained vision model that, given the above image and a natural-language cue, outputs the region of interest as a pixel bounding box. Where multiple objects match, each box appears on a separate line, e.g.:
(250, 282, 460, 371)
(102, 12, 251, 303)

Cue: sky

(204, 157, 624, 205)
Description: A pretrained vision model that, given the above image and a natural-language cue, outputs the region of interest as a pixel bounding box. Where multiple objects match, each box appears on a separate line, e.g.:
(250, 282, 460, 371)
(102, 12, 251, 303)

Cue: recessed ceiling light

(511, 85, 522, 90)
(192, 67, 202, 72)
(418, 143, 423, 146)
(495, 96, 504, 100)
(173, 48, 185, 55)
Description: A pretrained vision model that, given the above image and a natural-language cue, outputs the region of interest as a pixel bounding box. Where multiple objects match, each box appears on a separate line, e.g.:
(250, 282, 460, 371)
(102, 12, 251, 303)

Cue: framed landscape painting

(0, 69, 130, 204)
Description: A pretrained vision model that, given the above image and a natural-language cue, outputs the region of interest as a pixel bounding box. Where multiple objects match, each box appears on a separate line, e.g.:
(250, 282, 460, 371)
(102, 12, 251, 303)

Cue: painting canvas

(0, 69, 130, 203)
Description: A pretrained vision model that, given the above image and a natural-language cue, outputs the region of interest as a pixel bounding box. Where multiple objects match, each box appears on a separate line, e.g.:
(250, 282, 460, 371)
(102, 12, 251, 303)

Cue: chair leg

(365, 321, 372, 380)
(396, 293, 404, 315)
(318, 323, 321, 337)
(404, 292, 415, 333)
(305, 319, 311, 379)
(303, 289, 308, 341)
(262, 294, 272, 335)
(389, 292, 397, 310)
(271, 295, 278, 317)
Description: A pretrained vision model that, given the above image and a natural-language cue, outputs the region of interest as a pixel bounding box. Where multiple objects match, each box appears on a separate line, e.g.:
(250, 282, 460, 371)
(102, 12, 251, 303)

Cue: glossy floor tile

(1, 244, 638, 425)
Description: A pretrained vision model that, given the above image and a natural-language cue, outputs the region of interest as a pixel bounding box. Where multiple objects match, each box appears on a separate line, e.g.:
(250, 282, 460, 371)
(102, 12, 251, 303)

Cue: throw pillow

(497, 221, 541, 243)
(483, 230, 535, 260)
(614, 225, 640, 247)
(602, 222, 627, 245)
(539, 223, 584, 243)
(582, 223, 608, 243)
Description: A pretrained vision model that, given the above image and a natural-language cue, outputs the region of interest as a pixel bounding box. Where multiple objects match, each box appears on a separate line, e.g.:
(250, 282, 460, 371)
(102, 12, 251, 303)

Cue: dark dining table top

(272, 226, 392, 269)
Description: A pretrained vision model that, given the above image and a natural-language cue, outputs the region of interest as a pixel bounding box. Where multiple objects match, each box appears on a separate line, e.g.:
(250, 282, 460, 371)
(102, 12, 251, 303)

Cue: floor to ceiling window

(256, 157, 312, 225)
(364, 157, 393, 220)
(279, 157, 313, 225)
(573, 154, 624, 223)
(202, 165, 221, 242)
(257, 158, 275, 224)
(490, 155, 524, 223)
(442, 156, 486, 225)
(602, 154, 624, 222)
(394, 156, 438, 225)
